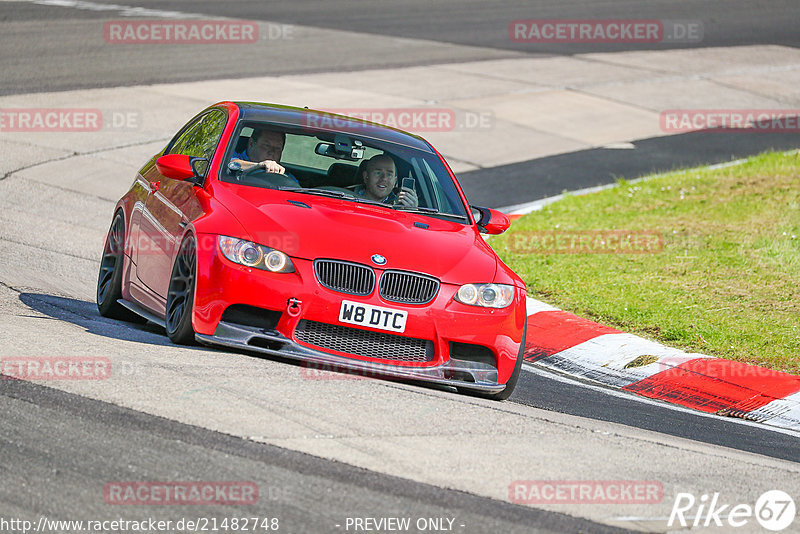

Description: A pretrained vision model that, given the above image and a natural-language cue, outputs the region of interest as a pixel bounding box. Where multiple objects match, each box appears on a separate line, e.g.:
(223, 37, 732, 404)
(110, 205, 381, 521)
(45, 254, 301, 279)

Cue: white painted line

(601, 142, 636, 150)
(28, 0, 209, 19)
(538, 333, 706, 388)
(706, 157, 748, 170)
(747, 391, 800, 430)
(525, 296, 559, 315)
(499, 182, 619, 216)
(521, 363, 800, 438)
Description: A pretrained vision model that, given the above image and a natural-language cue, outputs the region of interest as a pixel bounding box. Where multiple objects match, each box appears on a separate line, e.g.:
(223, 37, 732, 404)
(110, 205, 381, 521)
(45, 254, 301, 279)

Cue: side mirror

(156, 154, 207, 185)
(472, 206, 510, 235)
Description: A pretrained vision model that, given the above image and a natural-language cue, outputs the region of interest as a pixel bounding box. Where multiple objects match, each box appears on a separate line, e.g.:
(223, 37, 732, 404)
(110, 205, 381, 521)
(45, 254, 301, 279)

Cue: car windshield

(219, 121, 470, 221)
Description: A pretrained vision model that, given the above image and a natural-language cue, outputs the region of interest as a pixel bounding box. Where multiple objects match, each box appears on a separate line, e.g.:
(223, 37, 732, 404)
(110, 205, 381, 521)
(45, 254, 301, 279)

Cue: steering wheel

(235, 164, 298, 189)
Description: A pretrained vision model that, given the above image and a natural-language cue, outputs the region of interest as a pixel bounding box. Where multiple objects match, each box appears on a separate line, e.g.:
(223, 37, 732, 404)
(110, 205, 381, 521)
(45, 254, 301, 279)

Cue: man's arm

(230, 158, 286, 174)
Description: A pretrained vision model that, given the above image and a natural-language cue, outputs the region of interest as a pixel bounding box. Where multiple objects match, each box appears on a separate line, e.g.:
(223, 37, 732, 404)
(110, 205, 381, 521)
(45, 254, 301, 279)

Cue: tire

(458, 323, 526, 401)
(165, 234, 197, 345)
(96, 211, 141, 322)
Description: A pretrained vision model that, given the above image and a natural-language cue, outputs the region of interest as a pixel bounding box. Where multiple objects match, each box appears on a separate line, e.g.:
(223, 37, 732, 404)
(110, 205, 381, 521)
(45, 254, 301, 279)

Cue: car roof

(232, 101, 434, 152)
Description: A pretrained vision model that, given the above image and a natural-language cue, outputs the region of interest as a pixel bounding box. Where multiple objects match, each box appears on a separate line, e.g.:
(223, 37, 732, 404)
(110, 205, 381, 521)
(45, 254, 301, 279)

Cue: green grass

(494, 150, 800, 373)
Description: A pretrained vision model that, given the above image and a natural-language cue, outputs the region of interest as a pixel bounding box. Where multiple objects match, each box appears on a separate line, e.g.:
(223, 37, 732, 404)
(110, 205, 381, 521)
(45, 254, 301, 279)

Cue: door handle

(149, 181, 160, 192)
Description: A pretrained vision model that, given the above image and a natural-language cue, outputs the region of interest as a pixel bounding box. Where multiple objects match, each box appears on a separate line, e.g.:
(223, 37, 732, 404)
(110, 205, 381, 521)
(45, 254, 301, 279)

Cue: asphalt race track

(2, 378, 623, 534)
(1, 1, 800, 533)
(4, 0, 800, 95)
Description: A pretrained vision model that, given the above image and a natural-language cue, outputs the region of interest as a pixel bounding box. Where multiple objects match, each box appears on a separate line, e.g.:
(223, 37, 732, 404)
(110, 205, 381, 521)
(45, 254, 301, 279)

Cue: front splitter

(195, 321, 505, 394)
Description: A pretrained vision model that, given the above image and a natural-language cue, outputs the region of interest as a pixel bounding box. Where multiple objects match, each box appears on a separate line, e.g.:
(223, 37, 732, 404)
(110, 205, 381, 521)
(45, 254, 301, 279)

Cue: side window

(168, 110, 227, 167)
(419, 158, 464, 215)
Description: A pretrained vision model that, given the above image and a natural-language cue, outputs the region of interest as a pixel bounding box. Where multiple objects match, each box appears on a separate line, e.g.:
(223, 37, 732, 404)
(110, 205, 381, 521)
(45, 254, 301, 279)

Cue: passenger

(230, 128, 298, 184)
(353, 154, 418, 207)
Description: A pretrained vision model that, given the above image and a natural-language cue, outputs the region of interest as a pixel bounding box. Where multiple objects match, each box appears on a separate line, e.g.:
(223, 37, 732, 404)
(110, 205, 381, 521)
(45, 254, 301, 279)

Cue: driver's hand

(258, 160, 286, 174)
(397, 187, 418, 207)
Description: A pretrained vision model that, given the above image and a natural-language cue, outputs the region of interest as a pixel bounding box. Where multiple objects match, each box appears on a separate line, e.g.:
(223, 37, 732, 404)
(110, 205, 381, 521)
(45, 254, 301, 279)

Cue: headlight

(455, 283, 515, 308)
(218, 236, 294, 273)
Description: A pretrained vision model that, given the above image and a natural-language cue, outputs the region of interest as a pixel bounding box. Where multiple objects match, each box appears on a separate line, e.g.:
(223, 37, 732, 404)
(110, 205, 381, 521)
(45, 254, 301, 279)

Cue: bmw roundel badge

(371, 254, 387, 265)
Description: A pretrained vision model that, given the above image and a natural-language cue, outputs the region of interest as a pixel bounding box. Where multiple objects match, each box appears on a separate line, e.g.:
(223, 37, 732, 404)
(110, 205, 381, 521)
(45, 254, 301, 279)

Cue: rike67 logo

(669, 490, 796, 531)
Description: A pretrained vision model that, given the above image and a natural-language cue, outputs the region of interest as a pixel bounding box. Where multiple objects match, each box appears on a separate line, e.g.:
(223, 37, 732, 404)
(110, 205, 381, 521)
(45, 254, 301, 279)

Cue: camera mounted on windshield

(315, 135, 365, 161)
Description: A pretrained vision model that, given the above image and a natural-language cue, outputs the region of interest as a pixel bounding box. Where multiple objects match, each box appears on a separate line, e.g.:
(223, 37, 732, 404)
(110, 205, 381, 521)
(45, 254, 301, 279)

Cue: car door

(135, 109, 227, 304)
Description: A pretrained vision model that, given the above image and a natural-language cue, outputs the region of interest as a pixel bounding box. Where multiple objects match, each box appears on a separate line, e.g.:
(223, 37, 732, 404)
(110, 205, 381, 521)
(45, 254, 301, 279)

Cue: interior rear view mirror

(315, 135, 364, 161)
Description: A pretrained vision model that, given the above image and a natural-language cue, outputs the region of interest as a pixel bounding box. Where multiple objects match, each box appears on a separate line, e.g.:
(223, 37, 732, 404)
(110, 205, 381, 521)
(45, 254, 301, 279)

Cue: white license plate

(338, 300, 407, 333)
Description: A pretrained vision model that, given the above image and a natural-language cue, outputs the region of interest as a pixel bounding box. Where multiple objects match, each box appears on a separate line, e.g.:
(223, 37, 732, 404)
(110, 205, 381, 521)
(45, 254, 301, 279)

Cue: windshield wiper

(351, 197, 386, 206)
(392, 205, 439, 213)
(277, 188, 466, 220)
(278, 187, 392, 207)
(393, 205, 469, 220)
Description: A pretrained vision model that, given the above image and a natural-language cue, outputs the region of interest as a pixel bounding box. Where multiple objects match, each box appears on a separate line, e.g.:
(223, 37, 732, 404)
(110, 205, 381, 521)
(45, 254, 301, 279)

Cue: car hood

(213, 185, 498, 284)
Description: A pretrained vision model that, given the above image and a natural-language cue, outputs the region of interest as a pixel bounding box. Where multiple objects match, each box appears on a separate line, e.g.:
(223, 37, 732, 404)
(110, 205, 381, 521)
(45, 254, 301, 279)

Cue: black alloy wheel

(165, 235, 197, 344)
(96, 211, 140, 321)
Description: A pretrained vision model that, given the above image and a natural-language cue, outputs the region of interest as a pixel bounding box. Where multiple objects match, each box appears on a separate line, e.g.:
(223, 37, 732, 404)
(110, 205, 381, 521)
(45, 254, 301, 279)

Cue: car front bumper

(192, 235, 526, 389)
(196, 320, 506, 393)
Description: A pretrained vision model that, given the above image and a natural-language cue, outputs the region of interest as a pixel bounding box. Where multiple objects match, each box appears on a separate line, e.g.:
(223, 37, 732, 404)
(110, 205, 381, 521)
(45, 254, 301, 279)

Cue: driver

(353, 154, 418, 207)
(230, 128, 298, 184)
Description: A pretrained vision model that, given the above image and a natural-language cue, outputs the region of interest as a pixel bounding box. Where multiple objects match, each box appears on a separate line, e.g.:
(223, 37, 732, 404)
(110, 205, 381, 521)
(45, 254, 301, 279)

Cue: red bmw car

(97, 102, 527, 399)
